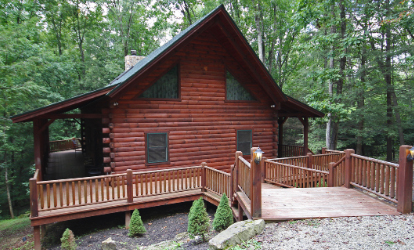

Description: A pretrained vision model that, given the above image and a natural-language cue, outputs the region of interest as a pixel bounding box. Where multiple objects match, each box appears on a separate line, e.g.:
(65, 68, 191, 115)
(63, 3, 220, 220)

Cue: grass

(0, 216, 32, 250)
(0, 216, 31, 233)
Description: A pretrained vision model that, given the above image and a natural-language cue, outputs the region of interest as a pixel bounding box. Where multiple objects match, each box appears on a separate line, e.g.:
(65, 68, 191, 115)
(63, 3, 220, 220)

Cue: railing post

(127, 169, 133, 203)
(201, 162, 207, 192)
(30, 177, 38, 217)
(307, 153, 313, 169)
(250, 147, 261, 218)
(328, 162, 335, 187)
(397, 145, 413, 214)
(344, 149, 355, 188)
(322, 147, 326, 154)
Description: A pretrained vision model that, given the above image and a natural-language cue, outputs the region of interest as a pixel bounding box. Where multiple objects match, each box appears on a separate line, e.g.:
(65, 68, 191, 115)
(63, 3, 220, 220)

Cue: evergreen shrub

(60, 228, 77, 250)
(128, 209, 146, 237)
(212, 193, 233, 231)
(187, 197, 210, 241)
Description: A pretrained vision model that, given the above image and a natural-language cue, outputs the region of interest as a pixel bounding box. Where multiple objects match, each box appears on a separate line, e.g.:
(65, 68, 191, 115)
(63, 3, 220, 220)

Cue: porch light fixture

(407, 146, 414, 161)
(254, 147, 264, 164)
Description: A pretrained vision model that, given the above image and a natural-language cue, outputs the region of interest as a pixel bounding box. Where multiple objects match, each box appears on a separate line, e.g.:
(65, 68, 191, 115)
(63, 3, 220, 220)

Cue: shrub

(187, 197, 210, 242)
(213, 193, 233, 231)
(60, 228, 77, 250)
(128, 209, 146, 237)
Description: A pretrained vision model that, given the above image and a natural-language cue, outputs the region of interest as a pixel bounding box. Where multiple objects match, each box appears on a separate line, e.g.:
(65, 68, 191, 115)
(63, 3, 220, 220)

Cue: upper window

(139, 65, 178, 99)
(226, 71, 255, 101)
(237, 130, 252, 155)
(147, 133, 168, 164)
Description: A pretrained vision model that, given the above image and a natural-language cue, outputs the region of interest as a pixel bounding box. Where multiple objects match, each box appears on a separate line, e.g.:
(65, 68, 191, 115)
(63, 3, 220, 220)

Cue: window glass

(226, 71, 255, 101)
(147, 133, 168, 163)
(237, 130, 252, 155)
(139, 65, 178, 99)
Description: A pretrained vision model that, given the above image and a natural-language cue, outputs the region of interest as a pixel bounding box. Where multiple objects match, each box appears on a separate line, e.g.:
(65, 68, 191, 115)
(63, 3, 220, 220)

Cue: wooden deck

(261, 186, 400, 221)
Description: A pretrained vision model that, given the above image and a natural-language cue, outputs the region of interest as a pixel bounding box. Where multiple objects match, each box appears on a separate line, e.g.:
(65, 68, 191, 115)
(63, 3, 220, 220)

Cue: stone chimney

(125, 50, 145, 71)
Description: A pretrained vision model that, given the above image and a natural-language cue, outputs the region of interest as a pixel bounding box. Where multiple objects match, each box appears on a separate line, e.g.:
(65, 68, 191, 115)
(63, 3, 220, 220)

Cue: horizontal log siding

(109, 31, 275, 173)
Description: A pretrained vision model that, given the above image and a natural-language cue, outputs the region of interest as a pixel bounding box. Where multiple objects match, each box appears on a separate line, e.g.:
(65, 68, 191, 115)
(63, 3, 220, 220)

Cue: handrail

(237, 156, 251, 199)
(204, 166, 231, 197)
(279, 144, 313, 157)
(265, 160, 329, 188)
(49, 138, 81, 152)
(349, 153, 399, 204)
(328, 156, 346, 186)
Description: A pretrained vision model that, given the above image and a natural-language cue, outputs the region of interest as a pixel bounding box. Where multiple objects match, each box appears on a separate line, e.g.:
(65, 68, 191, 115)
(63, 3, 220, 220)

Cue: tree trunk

(385, 0, 393, 161)
(356, 51, 366, 155)
(253, 1, 264, 62)
(5, 166, 14, 219)
(326, 4, 337, 150)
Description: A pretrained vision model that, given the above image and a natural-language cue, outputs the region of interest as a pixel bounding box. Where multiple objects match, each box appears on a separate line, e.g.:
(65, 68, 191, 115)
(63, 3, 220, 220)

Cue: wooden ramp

(261, 186, 400, 221)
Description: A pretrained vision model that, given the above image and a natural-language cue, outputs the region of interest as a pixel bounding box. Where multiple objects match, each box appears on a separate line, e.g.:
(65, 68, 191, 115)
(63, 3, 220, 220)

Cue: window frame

(145, 132, 169, 165)
(224, 68, 257, 103)
(135, 63, 181, 101)
(237, 130, 253, 156)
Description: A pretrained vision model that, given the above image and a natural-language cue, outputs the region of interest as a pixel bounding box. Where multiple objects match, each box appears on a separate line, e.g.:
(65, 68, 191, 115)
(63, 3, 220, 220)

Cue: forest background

(0, 0, 413, 218)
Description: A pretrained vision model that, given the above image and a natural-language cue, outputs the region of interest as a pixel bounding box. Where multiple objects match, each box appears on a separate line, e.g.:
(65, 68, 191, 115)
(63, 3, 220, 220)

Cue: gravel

(255, 214, 414, 249)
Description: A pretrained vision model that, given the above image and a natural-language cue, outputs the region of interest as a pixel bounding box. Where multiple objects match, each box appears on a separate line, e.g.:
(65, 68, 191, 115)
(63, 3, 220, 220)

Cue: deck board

(261, 186, 400, 221)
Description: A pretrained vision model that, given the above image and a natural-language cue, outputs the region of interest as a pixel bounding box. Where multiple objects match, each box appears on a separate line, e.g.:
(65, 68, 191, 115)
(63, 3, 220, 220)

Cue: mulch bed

(44, 201, 217, 250)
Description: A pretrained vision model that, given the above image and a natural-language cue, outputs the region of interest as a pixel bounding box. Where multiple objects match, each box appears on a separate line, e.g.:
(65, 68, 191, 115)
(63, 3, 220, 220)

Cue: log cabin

(14, 7, 414, 250)
(12, 5, 323, 181)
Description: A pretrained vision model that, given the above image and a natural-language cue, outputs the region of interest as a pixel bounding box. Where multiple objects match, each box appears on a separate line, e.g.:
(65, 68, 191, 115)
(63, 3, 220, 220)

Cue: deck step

(231, 206, 240, 221)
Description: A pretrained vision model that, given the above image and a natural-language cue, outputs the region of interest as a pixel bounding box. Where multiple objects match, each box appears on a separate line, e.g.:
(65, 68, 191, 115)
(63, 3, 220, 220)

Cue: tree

(212, 193, 233, 232)
(188, 197, 210, 241)
(61, 228, 77, 250)
(128, 209, 146, 236)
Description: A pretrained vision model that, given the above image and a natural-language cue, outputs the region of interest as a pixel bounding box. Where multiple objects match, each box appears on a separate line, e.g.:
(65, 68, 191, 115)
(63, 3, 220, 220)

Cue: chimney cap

(131, 50, 137, 55)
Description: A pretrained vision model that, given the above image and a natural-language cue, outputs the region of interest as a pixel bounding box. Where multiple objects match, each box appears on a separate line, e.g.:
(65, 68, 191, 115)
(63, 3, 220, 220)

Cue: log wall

(104, 30, 278, 173)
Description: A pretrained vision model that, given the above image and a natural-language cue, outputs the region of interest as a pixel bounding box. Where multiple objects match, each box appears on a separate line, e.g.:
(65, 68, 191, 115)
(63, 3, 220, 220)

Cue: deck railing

(265, 160, 329, 188)
(49, 138, 81, 152)
(237, 156, 251, 199)
(350, 153, 399, 203)
(36, 173, 128, 211)
(311, 153, 345, 171)
(328, 155, 346, 187)
(204, 166, 231, 197)
(279, 145, 313, 157)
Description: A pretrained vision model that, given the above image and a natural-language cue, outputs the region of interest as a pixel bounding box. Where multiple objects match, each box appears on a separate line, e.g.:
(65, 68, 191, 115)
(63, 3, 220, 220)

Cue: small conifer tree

(60, 228, 77, 250)
(187, 197, 210, 242)
(128, 209, 147, 237)
(213, 193, 233, 231)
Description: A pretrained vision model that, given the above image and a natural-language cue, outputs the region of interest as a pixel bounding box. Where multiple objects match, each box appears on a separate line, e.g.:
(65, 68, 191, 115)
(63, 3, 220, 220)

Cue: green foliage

(128, 209, 146, 237)
(212, 193, 233, 232)
(187, 197, 210, 241)
(60, 228, 77, 250)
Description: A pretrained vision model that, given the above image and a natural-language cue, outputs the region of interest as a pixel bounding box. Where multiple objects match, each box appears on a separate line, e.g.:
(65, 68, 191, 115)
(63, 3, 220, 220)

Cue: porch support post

(344, 149, 355, 188)
(233, 152, 242, 203)
(33, 119, 47, 180)
(125, 211, 132, 229)
(127, 169, 133, 203)
(272, 111, 279, 157)
(328, 162, 335, 187)
(34, 226, 41, 250)
(201, 162, 207, 192)
(307, 153, 313, 169)
(298, 117, 309, 156)
(303, 117, 309, 156)
(278, 117, 288, 157)
(397, 145, 413, 213)
(250, 147, 261, 218)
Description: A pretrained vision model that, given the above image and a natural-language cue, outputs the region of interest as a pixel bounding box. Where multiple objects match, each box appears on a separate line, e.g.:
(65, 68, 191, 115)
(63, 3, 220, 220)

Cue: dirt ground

(44, 201, 218, 250)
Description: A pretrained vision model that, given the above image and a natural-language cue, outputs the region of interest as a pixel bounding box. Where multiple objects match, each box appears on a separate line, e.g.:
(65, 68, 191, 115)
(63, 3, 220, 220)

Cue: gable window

(237, 130, 252, 155)
(147, 133, 168, 164)
(226, 71, 255, 101)
(139, 65, 178, 99)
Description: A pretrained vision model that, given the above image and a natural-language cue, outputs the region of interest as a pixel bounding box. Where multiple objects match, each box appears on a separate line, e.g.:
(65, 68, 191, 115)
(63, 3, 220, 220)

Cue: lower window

(147, 133, 168, 164)
(237, 130, 252, 155)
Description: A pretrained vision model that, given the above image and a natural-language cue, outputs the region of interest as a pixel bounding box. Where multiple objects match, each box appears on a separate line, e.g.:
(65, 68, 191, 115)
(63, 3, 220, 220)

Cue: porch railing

(49, 138, 81, 152)
(350, 153, 399, 203)
(279, 144, 313, 157)
(265, 160, 329, 188)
